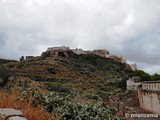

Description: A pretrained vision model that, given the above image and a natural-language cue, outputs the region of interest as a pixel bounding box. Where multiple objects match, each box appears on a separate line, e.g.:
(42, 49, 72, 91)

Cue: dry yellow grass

(0, 89, 54, 120)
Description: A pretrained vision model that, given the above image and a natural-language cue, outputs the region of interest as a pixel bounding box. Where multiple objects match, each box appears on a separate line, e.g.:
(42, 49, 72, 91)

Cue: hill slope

(4, 52, 132, 95)
(0, 51, 133, 119)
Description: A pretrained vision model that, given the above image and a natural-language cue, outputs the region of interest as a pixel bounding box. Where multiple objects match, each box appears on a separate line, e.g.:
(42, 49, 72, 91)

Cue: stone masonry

(138, 81, 160, 115)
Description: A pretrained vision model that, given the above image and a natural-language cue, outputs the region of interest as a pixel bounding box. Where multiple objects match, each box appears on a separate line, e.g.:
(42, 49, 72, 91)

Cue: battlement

(142, 81, 160, 91)
(138, 80, 160, 115)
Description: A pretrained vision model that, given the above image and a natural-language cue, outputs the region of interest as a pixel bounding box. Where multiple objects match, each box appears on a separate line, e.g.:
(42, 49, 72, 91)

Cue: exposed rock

(0, 108, 22, 116)
(0, 108, 26, 120)
(8, 116, 26, 120)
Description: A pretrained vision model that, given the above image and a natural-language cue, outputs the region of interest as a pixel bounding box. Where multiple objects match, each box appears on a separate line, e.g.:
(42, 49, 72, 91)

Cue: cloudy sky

(0, 0, 160, 74)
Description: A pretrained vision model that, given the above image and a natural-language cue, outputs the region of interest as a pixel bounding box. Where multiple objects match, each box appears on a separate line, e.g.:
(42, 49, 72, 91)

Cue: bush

(47, 86, 70, 94)
(41, 92, 121, 120)
(134, 70, 151, 81)
(59, 102, 120, 120)
(18, 88, 121, 120)
(122, 90, 135, 98)
(151, 73, 160, 81)
(98, 92, 111, 99)
(86, 93, 100, 100)
(0, 66, 10, 86)
(47, 68, 56, 74)
(33, 76, 58, 82)
(115, 79, 126, 89)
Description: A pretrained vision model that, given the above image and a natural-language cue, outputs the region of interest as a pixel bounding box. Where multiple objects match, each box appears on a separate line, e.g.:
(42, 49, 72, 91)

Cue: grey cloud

(119, 22, 160, 65)
(0, 32, 7, 48)
(0, 0, 160, 74)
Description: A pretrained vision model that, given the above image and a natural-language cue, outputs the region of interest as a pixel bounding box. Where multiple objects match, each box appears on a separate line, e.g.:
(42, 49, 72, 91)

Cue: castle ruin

(22, 46, 137, 71)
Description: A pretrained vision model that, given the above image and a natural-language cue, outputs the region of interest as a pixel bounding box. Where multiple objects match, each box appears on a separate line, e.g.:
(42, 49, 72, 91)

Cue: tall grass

(0, 89, 54, 120)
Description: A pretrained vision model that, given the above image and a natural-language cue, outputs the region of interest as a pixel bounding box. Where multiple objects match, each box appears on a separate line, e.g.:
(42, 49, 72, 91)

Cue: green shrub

(47, 86, 70, 93)
(47, 68, 56, 74)
(86, 93, 100, 101)
(122, 90, 135, 98)
(17, 88, 121, 120)
(0, 66, 10, 86)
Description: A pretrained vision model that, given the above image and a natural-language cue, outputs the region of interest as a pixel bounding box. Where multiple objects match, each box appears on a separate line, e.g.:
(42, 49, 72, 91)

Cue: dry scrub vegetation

(0, 89, 54, 120)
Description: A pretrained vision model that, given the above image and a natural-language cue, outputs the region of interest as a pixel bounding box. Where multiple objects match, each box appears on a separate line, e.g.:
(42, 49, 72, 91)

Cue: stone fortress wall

(138, 81, 160, 115)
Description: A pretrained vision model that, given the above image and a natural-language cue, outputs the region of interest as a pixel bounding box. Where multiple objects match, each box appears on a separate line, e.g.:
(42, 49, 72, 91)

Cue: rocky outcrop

(0, 108, 26, 120)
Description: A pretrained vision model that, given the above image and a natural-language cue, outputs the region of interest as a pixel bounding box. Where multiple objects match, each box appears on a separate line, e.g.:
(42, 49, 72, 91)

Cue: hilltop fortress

(45, 46, 126, 63)
(22, 46, 137, 71)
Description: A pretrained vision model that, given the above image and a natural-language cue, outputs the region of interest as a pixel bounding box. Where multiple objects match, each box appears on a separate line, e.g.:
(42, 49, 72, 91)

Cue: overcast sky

(0, 0, 160, 74)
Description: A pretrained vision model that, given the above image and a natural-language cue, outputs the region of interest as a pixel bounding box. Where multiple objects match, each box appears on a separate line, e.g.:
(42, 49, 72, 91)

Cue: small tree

(151, 73, 160, 81)
(134, 70, 151, 81)
(141, 73, 151, 81)
(116, 79, 126, 89)
(0, 66, 10, 86)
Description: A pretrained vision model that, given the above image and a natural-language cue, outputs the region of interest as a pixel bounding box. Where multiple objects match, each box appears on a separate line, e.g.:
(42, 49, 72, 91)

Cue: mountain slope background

(0, 58, 17, 64)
